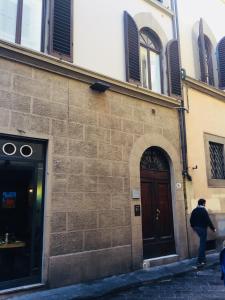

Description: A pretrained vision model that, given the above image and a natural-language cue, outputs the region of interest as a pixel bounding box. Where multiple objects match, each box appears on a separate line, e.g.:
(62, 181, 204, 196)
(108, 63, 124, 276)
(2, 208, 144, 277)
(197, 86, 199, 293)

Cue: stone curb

(9, 253, 219, 300)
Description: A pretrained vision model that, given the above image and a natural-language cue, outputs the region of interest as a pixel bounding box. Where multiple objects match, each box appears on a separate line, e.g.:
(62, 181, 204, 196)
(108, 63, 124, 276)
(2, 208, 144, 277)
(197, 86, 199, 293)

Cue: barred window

(209, 142, 225, 179)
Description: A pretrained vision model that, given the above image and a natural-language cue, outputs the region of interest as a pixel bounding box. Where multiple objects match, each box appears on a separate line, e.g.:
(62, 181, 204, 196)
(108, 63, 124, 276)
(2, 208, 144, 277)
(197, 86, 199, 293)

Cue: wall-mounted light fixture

(90, 81, 111, 92)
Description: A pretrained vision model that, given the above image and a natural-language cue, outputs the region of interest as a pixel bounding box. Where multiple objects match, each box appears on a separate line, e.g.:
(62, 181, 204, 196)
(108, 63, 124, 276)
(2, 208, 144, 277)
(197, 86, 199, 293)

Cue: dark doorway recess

(0, 135, 46, 290)
(140, 147, 175, 259)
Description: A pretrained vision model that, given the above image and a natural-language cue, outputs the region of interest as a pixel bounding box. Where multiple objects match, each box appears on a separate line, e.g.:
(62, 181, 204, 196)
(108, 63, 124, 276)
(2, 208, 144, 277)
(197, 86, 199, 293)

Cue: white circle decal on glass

(2, 143, 17, 156)
(20, 145, 33, 157)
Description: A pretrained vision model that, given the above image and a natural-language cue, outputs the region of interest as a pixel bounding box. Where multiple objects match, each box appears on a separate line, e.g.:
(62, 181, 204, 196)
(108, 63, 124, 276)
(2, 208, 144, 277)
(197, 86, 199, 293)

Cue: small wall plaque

(132, 189, 140, 199)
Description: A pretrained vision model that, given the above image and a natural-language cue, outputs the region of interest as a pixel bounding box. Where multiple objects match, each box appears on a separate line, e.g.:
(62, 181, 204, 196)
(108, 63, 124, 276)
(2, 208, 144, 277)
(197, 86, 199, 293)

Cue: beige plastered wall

(0, 56, 187, 288)
(183, 84, 225, 254)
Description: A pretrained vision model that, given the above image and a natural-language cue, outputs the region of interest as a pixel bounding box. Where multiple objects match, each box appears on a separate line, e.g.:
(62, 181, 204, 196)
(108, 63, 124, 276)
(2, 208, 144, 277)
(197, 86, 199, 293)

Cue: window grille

(209, 142, 225, 179)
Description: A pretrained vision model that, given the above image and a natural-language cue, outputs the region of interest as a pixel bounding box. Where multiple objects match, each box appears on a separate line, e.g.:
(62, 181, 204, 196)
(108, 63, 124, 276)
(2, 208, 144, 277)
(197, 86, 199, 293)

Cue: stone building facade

(0, 0, 193, 292)
(0, 40, 187, 288)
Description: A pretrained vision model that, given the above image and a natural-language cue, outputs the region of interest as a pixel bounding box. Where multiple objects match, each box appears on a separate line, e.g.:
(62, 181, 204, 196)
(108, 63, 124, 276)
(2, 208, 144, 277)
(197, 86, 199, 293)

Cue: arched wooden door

(140, 147, 175, 259)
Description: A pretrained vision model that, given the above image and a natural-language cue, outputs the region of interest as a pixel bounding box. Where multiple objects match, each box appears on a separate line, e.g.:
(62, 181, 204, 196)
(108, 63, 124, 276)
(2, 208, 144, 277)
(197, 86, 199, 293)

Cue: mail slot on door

(134, 205, 141, 216)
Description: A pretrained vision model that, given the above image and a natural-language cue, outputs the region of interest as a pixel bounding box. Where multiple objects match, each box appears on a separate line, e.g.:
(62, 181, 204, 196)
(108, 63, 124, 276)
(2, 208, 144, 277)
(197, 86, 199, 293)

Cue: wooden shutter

(166, 40, 181, 97)
(49, 0, 73, 61)
(198, 18, 207, 82)
(218, 37, 225, 89)
(124, 11, 140, 83)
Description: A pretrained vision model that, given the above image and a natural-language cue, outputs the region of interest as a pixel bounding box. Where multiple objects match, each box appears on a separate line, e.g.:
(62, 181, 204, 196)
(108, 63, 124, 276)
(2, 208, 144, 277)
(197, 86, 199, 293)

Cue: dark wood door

(141, 169, 175, 259)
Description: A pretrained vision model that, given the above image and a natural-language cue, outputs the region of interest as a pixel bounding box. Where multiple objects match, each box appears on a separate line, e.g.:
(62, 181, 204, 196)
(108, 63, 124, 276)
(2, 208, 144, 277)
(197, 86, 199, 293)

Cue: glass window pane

(140, 46, 149, 89)
(21, 0, 42, 51)
(150, 51, 161, 93)
(0, 0, 18, 43)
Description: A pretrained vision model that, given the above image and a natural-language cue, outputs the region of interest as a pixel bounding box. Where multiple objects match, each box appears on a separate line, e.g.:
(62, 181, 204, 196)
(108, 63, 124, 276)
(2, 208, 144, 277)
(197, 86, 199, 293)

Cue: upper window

(204, 133, 225, 187)
(209, 142, 225, 180)
(0, 0, 43, 51)
(198, 19, 214, 86)
(217, 36, 225, 89)
(140, 28, 162, 93)
(0, 0, 73, 61)
(198, 35, 214, 86)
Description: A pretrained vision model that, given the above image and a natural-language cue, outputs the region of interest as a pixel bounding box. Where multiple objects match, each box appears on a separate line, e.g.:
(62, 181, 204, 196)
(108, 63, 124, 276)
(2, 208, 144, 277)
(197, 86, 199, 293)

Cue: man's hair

(198, 199, 206, 206)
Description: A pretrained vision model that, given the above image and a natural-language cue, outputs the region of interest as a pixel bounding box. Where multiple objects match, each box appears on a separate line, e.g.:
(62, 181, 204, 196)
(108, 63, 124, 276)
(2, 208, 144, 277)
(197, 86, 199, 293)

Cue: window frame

(204, 133, 225, 187)
(11, 0, 47, 51)
(140, 28, 163, 93)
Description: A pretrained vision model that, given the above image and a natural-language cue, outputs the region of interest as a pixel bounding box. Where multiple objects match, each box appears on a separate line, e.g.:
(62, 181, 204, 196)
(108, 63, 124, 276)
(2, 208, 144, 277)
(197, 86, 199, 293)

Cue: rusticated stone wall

(0, 57, 187, 287)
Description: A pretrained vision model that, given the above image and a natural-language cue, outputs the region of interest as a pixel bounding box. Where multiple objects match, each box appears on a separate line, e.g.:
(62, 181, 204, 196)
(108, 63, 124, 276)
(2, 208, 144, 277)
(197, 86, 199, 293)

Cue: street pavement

(102, 264, 225, 299)
(0, 253, 222, 300)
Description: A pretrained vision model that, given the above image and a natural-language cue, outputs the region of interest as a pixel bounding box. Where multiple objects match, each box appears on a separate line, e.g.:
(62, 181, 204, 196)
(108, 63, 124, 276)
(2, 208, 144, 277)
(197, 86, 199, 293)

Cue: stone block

(33, 98, 67, 120)
(51, 193, 67, 212)
(53, 156, 84, 175)
(69, 80, 88, 108)
(66, 193, 84, 211)
(83, 176, 98, 192)
(98, 143, 122, 161)
(51, 120, 68, 137)
(69, 140, 97, 158)
(0, 108, 10, 127)
(0, 58, 32, 77)
(122, 119, 143, 135)
(112, 226, 131, 246)
(112, 194, 129, 209)
(84, 229, 111, 250)
(98, 114, 121, 130)
(144, 124, 163, 135)
(68, 211, 98, 231)
(110, 101, 133, 119)
(112, 162, 129, 177)
(85, 159, 112, 176)
(52, 78, 69, 104)
(84, 193, 111, 210)
(98, 176, 123, 193)
(66, 231, 83, 253)
(85, 126, 110, 143)
(87, 93, 110, 113)
(51, 212, 67, 233)
(50, 233, 67, 256)
(52, 178, 67, 193)
(13, 75, 50, 100)
(68, 123, 84, 140)
(0, 71, 12, 91)
(53, 138, 68, 155)
(0, 90, 30, 113)
(99, 209, 125, 228)
(11, 112, 50, 134)
(123, 177, 130, 193)
(111, 130, 133, 147)
(67, 175, 84, 192)
(69, 107, 97, 126)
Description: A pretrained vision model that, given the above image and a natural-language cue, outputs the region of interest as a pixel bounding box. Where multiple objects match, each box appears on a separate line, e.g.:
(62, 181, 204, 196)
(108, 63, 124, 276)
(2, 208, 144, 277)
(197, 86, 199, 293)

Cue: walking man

(190, 199, 216, 266)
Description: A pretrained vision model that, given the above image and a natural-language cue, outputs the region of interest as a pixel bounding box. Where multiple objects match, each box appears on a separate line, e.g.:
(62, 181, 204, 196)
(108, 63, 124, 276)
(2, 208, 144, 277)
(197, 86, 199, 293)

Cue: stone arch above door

(128, 133, 187, 268)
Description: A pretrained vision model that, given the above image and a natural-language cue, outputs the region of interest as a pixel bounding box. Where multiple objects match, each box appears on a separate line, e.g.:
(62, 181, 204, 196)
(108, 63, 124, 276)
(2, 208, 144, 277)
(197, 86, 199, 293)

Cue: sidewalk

(5, 253, 219, 300)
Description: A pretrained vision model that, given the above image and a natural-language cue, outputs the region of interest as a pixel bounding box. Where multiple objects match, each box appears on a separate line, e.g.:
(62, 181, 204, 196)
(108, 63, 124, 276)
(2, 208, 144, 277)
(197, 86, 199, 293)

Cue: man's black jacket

(190, 206, 215, 230)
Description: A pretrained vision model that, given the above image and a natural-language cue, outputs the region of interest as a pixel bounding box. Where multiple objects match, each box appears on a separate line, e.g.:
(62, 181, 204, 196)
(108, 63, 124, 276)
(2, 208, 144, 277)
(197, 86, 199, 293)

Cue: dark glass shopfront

(0, 135, 46, 290)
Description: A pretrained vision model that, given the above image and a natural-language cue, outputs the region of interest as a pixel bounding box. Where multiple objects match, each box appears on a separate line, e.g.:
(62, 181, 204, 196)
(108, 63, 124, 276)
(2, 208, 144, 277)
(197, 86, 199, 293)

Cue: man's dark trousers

(193, 226, 207, 263)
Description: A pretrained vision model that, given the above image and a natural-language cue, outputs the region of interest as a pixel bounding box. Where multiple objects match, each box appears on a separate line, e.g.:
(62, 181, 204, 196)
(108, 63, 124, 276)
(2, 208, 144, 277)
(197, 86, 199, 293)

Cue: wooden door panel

(141, 170, 175, 259)
(157, 182, 174, 239)
(141, 181, 156, 240)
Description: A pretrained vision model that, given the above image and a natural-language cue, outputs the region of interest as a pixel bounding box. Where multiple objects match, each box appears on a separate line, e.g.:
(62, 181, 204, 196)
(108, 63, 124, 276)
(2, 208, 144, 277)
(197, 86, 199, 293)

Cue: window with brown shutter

(217, 37, 225, 89)
(49, 0, 73, 62)
(198, 19, 214, 86)
(139, 28, 163, 93)
(124, 11, 140, 84)
(166, 39, 181, 97)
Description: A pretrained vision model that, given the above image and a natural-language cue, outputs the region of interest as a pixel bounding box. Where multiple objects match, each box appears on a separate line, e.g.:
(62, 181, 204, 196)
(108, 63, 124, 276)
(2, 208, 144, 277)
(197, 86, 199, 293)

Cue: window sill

(143, 0, 174, 17)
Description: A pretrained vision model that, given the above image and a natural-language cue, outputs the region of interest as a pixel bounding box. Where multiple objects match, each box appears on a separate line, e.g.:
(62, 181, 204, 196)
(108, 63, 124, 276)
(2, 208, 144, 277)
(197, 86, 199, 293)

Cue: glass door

(0, 136, 46, 290)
